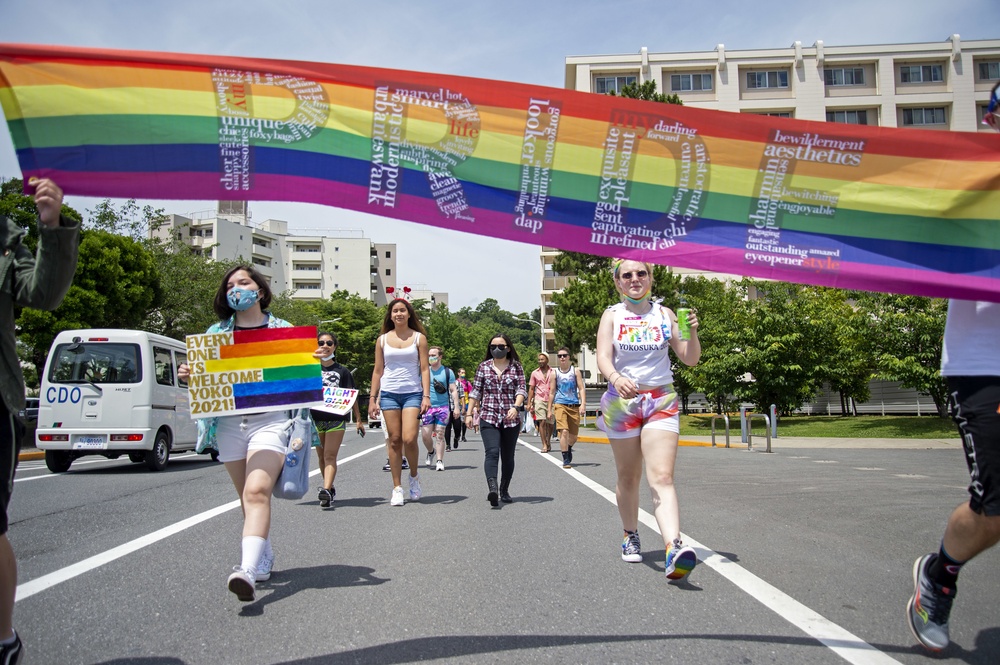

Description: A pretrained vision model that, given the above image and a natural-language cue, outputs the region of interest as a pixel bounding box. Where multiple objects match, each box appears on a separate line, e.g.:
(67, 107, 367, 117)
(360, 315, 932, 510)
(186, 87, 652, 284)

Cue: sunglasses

(490, 344, 507, 351)
(318, 340, 335, 346)
(557, 354, 569, 358)
(619, 270, 649, 280)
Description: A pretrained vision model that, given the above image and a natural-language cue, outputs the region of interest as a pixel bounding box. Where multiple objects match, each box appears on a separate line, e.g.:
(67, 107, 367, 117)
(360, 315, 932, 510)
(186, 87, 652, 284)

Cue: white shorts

(215, 411, 290, 463)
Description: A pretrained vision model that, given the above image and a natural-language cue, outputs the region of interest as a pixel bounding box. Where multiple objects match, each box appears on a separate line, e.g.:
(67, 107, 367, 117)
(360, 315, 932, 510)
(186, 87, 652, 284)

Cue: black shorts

(947, 376, 1000, 516)
(0, 401, 24, 535)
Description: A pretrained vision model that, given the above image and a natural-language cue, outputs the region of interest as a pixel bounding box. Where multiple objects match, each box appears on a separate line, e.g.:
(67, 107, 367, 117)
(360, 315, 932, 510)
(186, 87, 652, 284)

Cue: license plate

(73, 435, 107, 450)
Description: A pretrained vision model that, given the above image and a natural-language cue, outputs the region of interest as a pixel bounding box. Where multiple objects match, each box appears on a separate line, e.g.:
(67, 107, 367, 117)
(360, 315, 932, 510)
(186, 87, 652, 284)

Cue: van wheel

(128, 453, 144, 463)
(145, 432, 169, 471)
(45, 450, 73, 473)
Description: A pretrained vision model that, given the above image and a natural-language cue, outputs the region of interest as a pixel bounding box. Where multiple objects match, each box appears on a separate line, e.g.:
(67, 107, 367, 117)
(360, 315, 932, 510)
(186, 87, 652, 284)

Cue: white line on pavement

(15, 442, 385, 603)
(518, 438, 903, 665)
(14, 453, 205, 482)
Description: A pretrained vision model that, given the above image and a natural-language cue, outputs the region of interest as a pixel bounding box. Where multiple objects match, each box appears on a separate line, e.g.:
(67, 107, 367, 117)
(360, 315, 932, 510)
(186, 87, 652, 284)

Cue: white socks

(240, 536, 266, 574)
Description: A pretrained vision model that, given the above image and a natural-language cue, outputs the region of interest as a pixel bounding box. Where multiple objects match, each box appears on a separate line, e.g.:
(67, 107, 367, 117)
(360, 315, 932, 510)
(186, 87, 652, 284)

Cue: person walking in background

(179, 265, 321, 602)
(0, 179, 79, 662)
(421, 346, 458, 471)
(528, 353, 555, 453)
(369, 297, 429, 506)
(595, 258, 701, 581)
(310, 331, 364, 508)
(551, 347, 585, 468)
(455, 368, 472, 444)
(466, 334, 527, 506)
(906, 299, 1000, 652)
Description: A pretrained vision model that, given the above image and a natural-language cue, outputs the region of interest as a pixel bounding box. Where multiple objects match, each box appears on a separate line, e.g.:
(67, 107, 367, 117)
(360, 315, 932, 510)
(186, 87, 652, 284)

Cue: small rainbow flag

(186, 326, 321, 417)
(2, 43, 1000, 301)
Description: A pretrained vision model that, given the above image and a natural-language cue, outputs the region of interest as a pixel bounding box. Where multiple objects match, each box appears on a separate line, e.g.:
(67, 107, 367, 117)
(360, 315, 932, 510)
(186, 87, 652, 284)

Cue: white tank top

(941, 300, 1000, 376)
(610, 302, 674, 386)
(380, 331, 422, 393)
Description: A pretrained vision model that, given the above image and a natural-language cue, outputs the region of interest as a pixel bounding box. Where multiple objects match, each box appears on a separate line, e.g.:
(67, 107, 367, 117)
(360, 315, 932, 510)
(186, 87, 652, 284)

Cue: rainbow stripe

(2, 43, 1000, 301)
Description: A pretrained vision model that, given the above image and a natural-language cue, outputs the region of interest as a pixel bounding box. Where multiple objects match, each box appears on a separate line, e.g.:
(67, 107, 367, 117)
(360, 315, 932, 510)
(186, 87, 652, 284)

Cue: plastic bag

(272, 413, 312, 500)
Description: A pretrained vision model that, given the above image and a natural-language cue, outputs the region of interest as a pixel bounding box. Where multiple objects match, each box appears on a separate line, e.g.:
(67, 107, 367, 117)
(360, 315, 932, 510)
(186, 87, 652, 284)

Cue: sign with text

(185, 326, 323, 417)
(312, 387, 359, 416)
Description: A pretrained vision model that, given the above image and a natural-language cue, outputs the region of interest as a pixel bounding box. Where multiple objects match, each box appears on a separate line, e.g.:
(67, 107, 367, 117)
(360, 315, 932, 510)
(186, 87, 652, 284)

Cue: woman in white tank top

(595, 258, 702, 582)
(369, 298, 430, 507)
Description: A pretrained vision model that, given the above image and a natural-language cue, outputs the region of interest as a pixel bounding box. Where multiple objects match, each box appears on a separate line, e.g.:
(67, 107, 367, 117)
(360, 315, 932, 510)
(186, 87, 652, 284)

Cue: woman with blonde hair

(595, 258, 701, 580)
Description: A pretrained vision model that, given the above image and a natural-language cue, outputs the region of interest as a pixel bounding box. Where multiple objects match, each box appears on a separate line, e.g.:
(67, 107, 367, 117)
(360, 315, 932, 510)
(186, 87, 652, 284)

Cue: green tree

(853, 292, 948, 416)
(17, 229, 162, 378)
(612, 80, 684, 105)
(307, 291, 384, 395)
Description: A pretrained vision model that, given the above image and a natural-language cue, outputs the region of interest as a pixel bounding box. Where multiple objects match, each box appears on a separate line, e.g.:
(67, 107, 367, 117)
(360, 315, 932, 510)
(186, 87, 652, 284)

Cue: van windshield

(48, 343, 142, 384)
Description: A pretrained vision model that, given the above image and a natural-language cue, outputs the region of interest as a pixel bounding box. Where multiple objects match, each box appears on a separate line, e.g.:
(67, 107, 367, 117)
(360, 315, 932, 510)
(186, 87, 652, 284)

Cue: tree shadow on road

(239, 564, 388, 617)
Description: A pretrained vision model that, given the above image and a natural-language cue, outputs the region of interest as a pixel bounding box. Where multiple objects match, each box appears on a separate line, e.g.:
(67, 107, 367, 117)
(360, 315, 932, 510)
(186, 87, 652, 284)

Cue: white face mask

(321, 353, 335, 361)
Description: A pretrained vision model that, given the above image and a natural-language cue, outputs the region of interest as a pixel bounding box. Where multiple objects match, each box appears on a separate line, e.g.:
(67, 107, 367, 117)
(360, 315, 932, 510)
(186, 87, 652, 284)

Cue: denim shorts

(380, 390, 423, 411)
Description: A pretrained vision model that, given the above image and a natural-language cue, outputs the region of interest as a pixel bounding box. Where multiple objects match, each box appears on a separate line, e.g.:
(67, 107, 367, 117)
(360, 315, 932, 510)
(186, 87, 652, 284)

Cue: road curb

(19, 450, 45, 461)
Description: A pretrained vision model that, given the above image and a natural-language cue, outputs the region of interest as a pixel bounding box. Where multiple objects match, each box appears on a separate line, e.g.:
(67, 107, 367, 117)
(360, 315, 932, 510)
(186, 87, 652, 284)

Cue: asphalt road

(9, 432, 1000, 664)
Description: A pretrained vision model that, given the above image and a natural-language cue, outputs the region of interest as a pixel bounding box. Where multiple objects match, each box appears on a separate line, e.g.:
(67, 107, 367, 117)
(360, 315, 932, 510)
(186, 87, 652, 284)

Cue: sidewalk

(576, 431, 961, 450)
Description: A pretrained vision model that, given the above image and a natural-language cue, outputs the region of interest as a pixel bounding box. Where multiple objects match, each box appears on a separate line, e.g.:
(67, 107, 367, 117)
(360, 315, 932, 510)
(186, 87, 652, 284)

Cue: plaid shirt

(468, 359, 527, 428)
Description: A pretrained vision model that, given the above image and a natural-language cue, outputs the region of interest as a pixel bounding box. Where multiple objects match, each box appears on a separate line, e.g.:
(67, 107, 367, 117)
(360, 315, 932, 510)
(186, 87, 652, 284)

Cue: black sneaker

(0, 631, 23, 665)
(907, 554, 956, 652)
(382, 459, 391, 471)
(402, 457, 409, 470)
(318, 488, 332, 508)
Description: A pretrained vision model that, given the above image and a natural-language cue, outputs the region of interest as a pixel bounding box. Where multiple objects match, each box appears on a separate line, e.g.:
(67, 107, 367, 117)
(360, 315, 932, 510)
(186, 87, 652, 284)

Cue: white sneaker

(390, 486, 405, 506)
(425, 452, 433, 468)
(256, 550, 274, 581)
(409, 474, 422, 501)
(435, 459, 445, 471)
(227, 566, 256, 602)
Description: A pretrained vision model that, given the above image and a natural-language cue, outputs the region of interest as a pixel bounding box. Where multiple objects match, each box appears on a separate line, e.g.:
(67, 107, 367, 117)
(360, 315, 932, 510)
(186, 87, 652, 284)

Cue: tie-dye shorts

(597, 383, 679, 438)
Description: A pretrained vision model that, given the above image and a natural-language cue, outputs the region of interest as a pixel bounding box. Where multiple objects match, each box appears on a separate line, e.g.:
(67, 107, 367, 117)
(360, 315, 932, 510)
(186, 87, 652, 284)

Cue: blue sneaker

(665, 540, 697, 580)
(907, 554, 955, 652)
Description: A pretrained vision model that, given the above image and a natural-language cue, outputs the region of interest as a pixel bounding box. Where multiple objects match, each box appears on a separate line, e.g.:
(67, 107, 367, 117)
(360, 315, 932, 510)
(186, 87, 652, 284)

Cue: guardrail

(710, 414, 731, 448)
(745, 413, 773, 453)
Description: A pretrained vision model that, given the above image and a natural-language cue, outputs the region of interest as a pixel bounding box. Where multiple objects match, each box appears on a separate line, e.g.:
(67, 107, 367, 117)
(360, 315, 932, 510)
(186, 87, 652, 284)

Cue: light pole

(512, 316, 543, 355)
(318, 318, 341, 329)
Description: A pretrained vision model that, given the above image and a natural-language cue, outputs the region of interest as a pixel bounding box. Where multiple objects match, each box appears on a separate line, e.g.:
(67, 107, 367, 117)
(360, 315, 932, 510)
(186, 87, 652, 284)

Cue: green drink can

(677, 308, 692, 340)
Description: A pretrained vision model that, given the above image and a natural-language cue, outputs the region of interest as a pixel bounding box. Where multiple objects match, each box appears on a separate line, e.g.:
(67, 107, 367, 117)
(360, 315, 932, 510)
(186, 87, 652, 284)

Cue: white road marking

(15, 443, 385, 602)
(520, 438, 903, 665)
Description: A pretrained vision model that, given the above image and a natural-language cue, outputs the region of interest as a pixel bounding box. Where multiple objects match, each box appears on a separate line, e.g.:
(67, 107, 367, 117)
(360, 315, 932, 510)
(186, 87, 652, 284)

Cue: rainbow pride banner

(2, 43, 1000, 301)
(185, 326, 322, 417)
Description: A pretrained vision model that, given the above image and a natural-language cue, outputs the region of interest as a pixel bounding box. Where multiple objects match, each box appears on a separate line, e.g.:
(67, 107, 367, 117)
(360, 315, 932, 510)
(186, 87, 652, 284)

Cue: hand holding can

(677, 308, 692, 341)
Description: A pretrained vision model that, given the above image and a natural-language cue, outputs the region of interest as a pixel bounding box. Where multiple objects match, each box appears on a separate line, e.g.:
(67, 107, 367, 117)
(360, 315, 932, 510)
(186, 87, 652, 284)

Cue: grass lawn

(678, 414, 958, 438)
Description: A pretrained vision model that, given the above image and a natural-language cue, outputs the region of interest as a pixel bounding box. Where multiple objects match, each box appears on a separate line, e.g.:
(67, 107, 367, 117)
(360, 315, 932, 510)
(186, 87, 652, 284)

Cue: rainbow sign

(185, 326, 322, 417)
(2, 43, 1000, 301)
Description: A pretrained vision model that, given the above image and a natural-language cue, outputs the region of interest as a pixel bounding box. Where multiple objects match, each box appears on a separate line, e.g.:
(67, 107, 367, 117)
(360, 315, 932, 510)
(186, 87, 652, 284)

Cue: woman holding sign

(310, 331, 364, 508)
(369, 297, 430, 507)
(595, 259, 701, 581)
(179, 265, 320, 603)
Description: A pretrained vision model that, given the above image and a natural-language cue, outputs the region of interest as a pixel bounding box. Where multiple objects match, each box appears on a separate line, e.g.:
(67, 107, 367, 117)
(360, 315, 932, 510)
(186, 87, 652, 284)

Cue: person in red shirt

(527, 353, 555, 452)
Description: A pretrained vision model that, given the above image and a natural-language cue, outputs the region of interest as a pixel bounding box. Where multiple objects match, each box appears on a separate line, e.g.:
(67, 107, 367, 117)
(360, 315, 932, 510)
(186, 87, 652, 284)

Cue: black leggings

(480, 421, 518, 487)
(444, 414, 463, 445)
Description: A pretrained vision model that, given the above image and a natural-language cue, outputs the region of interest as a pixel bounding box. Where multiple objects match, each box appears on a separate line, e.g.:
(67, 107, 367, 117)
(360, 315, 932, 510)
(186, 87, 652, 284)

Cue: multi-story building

(565, 35, 1000, 131)
(151, 206, 403, 308)
(546, 36, 1000, 393)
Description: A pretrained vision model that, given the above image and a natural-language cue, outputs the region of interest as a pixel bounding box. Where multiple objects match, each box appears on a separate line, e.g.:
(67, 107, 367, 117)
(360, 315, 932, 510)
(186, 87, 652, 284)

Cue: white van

(36, 329, 206, 473)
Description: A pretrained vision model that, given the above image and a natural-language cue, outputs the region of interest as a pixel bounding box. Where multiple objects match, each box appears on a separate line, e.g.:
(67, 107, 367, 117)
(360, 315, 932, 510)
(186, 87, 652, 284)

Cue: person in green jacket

(0, 178, 80, 664)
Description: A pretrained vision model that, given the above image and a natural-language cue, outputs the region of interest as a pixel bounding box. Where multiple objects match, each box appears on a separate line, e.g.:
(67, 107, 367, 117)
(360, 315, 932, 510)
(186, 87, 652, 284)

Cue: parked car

(18, 397, 39, 448)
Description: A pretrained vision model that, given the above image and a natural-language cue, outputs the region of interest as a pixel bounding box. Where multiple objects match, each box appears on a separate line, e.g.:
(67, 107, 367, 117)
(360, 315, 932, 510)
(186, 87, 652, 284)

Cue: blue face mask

(227, 287, 259, 311)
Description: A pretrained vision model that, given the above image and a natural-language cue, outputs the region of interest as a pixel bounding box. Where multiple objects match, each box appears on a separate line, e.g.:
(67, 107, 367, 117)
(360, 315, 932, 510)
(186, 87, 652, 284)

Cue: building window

(204, 229, 213, 238)
(334, 265, 339, 270)
(334, 284, 339, 289)
(900, 64, 943, 83)
(594, 75, 637, 94)
(385, 268, 391, 276)
(334, 246, 339, 252)
(824, 67, 865, 86)
(901, 107, 946, 126)
(978, 61, 1000, 80)
(252, 257, 271, 268)
(826, 109, 868, 125)
(748, 111, 793, 118)
(746, 70, 789, 89)
(670, 73, 713, 91)
(385, 250, 391, 258)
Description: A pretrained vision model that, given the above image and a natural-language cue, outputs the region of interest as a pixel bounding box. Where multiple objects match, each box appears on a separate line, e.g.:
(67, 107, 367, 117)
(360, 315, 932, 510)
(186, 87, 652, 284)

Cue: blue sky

(2, 0, 998, 312)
